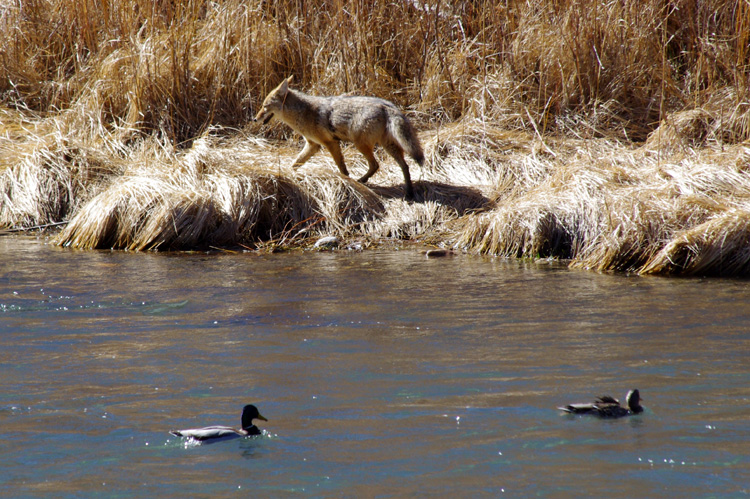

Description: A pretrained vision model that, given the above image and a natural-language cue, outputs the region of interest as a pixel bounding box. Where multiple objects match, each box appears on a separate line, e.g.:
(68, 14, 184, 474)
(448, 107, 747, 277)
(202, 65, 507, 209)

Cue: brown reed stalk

(3, 0, 748, 141)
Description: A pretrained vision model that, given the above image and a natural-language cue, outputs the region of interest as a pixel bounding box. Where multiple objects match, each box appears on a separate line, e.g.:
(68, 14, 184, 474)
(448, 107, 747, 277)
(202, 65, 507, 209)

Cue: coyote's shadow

(369, 181, 491, 216)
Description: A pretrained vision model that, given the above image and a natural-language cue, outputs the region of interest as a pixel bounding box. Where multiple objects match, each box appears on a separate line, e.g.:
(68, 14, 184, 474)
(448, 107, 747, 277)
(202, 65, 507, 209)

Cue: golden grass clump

(451, 122, 750, 276)
(0, 110, 123, 228)
(54, 135, 384, 250)
(640, 209, 750, 276)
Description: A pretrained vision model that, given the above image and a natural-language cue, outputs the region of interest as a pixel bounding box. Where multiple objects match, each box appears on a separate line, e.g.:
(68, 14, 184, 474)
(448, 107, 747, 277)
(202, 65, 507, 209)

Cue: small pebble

(425, 248, 452, 258)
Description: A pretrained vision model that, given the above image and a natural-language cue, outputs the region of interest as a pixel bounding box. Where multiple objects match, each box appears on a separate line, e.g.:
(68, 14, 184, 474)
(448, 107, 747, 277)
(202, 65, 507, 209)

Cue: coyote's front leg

(292, 140, 321, 168)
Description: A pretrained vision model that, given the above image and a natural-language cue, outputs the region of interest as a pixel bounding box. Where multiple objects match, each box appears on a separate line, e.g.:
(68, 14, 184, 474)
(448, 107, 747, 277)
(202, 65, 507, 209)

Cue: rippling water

(1, 235, 749, 497)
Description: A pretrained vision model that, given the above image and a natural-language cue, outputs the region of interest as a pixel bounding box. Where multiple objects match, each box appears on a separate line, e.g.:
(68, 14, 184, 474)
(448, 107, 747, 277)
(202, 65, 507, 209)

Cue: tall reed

(2, 0, 748, 141)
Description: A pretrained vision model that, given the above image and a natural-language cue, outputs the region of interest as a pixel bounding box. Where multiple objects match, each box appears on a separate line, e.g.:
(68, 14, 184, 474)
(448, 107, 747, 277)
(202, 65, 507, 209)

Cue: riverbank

(2, 0, 749, 275)
(3, 112, 749, 275)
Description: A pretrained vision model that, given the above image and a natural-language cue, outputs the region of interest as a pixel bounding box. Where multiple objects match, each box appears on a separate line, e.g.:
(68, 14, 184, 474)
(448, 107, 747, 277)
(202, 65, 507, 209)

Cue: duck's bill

(257, 414, 268, 422)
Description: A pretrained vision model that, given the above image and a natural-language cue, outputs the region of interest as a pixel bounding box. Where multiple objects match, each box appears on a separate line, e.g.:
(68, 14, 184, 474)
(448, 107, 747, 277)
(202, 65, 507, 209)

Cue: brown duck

(559, 389, 644, 418)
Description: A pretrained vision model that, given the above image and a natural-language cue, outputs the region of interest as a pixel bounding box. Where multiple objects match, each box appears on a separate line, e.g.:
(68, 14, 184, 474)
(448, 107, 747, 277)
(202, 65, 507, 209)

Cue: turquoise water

(1, 235, 749, 497)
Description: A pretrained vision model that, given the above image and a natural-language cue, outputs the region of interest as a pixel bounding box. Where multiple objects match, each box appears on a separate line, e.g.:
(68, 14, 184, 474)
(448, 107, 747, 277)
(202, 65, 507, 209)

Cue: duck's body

(170, 424, 262, 441)
(559, 389, 643, 418)
(170, 404, 267, 442)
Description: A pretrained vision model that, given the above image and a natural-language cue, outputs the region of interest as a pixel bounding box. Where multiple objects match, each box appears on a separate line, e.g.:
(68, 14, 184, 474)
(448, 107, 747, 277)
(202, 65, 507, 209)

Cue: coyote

(254, 76, 424, 199)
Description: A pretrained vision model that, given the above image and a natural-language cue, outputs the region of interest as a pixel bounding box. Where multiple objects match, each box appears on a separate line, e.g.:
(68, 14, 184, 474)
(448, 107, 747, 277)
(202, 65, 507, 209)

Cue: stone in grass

(313, 236, 340, 250)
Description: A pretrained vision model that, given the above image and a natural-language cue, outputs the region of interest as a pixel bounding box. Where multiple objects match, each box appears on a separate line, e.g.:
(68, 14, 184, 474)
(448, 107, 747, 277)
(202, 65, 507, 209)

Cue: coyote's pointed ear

(286, 75, 294, 84)
(278, 76, 291, 95)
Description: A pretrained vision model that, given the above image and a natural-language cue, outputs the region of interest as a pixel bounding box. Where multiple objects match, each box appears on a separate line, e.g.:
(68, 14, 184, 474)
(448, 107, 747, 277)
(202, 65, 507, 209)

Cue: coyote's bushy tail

(389, 115, 424, 166)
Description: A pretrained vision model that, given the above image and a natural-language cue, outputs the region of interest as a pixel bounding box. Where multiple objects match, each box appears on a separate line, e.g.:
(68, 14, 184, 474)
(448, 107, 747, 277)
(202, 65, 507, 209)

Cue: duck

(558, 389, 643, 418)
(170, 404, 268, 441)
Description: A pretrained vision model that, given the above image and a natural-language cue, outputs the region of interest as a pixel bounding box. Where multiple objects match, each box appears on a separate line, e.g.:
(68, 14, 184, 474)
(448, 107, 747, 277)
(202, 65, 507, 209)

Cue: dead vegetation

(2, 0, 750, 276)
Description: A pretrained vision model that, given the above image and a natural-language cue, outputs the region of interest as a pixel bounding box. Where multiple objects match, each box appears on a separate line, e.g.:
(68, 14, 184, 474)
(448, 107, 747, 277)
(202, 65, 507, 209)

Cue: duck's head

(241, 404, 268, 430)
(625, 389, 643, 413)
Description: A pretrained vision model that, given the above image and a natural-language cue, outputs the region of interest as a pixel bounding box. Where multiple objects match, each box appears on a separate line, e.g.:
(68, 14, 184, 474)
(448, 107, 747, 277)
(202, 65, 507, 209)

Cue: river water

(1, 235, 749, 497)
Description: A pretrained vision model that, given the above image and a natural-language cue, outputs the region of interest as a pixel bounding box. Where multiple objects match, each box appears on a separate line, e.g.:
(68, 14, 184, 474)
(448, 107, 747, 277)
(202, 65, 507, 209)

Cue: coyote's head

(254, 75, 293, 125)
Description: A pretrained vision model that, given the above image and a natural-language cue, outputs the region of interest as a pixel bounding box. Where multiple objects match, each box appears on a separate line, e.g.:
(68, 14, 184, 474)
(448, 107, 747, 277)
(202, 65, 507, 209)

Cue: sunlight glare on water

(1, 235, 750, 497)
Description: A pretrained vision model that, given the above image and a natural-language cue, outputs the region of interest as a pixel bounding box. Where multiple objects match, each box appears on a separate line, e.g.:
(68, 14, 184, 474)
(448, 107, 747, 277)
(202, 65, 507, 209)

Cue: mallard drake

(170, 404, 268, 441)
(559, 389, 643, 418)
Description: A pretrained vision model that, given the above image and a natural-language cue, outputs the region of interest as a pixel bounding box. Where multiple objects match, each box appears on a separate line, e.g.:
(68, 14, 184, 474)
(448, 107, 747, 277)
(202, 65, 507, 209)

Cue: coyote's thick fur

(255, 76, 424, 199)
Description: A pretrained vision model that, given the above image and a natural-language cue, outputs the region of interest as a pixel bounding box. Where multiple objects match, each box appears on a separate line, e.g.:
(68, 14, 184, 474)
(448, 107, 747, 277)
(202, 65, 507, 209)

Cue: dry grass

(54, 134, 385, 250)
(3, 0, 748, 140)
(452, 122, 750, 276)
(3, 0, 750, 275)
